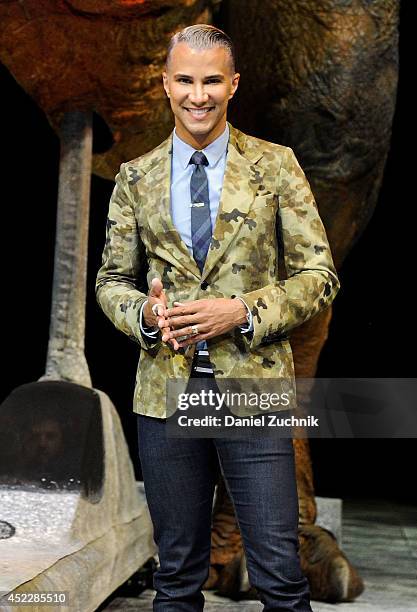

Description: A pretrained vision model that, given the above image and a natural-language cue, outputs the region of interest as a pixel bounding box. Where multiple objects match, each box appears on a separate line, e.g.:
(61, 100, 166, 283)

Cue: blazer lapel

(136, 133, 201, 279)
(201, 122, 264, 282)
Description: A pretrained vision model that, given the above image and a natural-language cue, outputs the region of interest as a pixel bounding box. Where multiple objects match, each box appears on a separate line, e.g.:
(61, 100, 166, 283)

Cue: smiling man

(96, 23, 340, 612)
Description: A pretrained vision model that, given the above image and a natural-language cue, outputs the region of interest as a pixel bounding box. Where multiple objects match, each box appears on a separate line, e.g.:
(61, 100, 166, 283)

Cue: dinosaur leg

(206, 308, 364, 602)
(290, 309, 364, 602)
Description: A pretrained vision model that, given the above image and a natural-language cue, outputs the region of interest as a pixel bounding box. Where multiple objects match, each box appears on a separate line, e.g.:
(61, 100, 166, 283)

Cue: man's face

(162, 42, 240, 148)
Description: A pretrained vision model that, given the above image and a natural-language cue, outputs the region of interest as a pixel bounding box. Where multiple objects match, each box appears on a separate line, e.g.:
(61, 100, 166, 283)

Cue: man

(95, 24, 340, 611)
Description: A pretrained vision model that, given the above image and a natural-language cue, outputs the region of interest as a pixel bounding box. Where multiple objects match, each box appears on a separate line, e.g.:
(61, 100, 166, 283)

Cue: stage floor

(102, 498, 417, 612)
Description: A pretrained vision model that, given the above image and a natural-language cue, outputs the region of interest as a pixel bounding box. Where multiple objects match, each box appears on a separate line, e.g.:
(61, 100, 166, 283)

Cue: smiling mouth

(184, 107, 214, 115)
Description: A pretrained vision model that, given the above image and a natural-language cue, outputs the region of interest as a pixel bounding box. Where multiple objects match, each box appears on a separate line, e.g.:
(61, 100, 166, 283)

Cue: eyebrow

(173, 73, 225, 79)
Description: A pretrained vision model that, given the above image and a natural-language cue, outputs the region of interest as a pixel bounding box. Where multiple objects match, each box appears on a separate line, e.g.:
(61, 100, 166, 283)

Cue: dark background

(1, 2, 414, 503)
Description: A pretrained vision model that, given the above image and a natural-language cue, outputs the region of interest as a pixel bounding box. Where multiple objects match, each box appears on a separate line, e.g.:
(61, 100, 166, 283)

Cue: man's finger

(165, 315, 200, 330)
(177, 333, 209, 349)
(163, 323, 206, 341)
(167, 337, 180, 350)
(165, 302, 199, 318)
(149, 278, 168, 306)
(149, 277, 163, 295)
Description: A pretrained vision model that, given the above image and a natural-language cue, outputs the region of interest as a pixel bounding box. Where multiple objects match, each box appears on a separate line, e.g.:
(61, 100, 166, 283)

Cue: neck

(175, 118, 227, 150)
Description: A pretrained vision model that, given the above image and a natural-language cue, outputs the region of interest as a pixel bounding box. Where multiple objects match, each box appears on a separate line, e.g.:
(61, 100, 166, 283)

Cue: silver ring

(152, 303, 162, 316)
(191, 324, 199, 335)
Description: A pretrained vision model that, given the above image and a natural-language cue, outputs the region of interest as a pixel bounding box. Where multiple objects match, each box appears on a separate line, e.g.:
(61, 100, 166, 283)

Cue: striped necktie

(189, 150, 212, 355)
(189, 150, 212, 273)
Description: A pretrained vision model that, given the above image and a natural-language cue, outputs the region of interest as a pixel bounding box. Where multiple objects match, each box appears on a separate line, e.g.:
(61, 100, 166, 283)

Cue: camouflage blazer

(95, 121, 340, 418)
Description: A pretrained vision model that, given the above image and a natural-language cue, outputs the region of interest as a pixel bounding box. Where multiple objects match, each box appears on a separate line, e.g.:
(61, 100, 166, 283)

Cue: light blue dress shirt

(140, 122, 253, 341)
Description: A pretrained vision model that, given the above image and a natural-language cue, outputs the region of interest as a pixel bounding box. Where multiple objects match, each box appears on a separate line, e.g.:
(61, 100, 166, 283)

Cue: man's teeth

(186, 108, 212, 114)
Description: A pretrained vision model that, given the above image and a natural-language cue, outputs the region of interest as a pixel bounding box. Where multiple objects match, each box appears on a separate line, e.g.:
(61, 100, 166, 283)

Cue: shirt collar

(173, 122, 230, 170)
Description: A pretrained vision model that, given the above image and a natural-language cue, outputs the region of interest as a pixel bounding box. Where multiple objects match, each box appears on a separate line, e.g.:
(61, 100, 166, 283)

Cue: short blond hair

(165, 23, 236, 74)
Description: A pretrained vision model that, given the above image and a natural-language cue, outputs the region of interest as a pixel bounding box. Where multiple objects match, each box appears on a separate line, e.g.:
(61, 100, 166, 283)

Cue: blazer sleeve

(237, 146, 340, 350)
(95, 162, 161, 351)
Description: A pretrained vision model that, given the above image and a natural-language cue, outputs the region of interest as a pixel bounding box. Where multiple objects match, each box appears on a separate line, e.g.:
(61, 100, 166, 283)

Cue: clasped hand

(143, 278, 247, 350)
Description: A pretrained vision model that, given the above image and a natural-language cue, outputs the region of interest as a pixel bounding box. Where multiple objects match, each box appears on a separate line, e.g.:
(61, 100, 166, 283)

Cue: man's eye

(177, 78, 220, 83)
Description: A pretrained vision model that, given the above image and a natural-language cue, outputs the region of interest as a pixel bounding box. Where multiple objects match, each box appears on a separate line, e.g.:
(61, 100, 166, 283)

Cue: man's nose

(188, 84, 209, 104)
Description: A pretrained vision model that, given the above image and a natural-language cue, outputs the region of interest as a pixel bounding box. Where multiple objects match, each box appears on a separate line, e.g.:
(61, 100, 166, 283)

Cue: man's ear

(162, 71, 170, 97)
(229, 73, 240, 99)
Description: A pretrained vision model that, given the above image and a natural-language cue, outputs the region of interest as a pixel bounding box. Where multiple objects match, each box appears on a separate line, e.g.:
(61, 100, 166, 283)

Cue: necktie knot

(190, 151, 209, 167)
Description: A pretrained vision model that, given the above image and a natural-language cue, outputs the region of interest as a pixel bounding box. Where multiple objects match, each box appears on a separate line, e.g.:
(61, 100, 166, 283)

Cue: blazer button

(201, 281, 209, 290)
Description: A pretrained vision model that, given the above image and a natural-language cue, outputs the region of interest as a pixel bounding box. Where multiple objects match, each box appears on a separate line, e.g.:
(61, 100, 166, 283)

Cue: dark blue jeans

(136, 360, 312, 611)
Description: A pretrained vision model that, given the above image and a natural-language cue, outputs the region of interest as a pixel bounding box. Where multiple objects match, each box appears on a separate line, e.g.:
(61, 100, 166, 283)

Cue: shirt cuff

(234, 296, 254, 333)
(139, 300, 160, 338)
